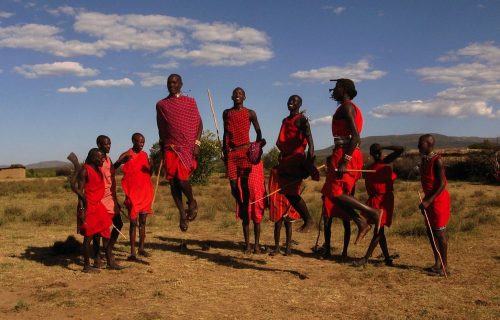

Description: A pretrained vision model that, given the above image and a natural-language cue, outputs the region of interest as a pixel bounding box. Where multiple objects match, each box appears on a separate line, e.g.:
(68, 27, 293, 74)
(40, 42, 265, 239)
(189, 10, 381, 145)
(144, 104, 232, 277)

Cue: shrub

(262, 147, 280, 170)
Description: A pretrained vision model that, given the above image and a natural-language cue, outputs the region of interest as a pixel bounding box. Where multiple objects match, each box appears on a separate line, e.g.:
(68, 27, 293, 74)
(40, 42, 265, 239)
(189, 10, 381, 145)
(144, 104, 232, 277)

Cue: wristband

(343, 154, 352, 162)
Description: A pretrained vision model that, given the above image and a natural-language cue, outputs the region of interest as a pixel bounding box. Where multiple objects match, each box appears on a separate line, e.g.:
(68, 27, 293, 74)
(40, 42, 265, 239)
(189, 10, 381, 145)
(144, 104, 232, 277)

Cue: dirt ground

(0, 179, 499, 319)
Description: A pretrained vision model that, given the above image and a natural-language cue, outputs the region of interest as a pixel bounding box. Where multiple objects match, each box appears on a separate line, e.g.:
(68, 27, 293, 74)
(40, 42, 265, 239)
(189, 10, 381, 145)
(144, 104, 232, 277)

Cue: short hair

(96, 135, 110, 146)
(85, 148, 101, 164)
(233, 87, 246, 96)
(335, 78, 357, 99)
(289, 94, 302, 105)
(419, 134, 435, 145)
(168, 73, 182, 83)
(132, 132, 144, 142)
(369, 143, 382, 154)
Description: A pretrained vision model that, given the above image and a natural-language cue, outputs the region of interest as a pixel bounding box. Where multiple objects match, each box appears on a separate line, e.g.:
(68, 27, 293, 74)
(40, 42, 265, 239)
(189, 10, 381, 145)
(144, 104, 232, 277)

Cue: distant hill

(25, 161, 72, 169)
(316, 133, 498, 156)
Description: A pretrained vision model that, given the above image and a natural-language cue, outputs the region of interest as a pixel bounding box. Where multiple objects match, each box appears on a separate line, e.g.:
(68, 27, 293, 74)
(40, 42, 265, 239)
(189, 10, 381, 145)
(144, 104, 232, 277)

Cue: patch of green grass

(395, 221, 427, 237)
(26, 204, 73, 225)
(478, 214, 496, 225)
(3, 206, 25, 222)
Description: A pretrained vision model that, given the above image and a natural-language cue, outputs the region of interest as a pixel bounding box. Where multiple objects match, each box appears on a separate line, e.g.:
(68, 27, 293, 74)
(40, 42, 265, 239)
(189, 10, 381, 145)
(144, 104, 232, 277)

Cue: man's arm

(337, 102, 360, 177)
(420, 158, 446, 209)
(297, 115, 314, 160)
(249, 109, 265, 145)
(222, 109, 229, 160)
(381, 146, 405, 164)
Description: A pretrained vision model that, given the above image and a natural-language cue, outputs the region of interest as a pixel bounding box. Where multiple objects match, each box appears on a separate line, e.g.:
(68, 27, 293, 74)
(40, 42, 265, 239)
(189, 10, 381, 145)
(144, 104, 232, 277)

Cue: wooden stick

(418, 191, 448, 278)
(151, 159, 163, 213)
(207, 89, 224, 159)
(112, 223, 127, 240)
(334, 169, 376, 173)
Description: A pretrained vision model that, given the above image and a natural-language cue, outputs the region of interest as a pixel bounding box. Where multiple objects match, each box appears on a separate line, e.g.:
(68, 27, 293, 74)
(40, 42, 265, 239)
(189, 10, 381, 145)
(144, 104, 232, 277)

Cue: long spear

(418, 191, 447, 278)
(207, 89, 224, 159)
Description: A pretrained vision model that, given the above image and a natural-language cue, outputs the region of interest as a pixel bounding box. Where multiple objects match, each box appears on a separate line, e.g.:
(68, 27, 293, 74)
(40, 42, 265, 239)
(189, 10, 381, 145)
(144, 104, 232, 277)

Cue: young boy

(223, 87, 266, 253)
(75, 148, 112, 273)
(117, 133, 154, 261)
(275, 95, 318, 233)
(418, 134, 450, 276)
(268, 167, 301, 256)
(353, 144, 404, 267)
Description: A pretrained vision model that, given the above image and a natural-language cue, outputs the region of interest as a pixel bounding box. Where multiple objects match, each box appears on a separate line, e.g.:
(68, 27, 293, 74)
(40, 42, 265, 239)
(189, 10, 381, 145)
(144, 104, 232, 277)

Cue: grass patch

(3, 206, 25, 222)
(13, 300, 29, 312)
(27, 204, 73, 225)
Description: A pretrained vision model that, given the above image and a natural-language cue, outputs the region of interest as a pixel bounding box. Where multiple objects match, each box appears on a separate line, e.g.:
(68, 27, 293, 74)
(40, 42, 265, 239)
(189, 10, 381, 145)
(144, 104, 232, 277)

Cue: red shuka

(420, 154, 450, 229)
(363, 161, 397, 227)
(321, 101, 364, 201)
(236, 161, 266, 223)
(80, 164, 112, 238)
(100, 155, 119, 216)
(269, 167, 301, 222)
(225, 107, 252, 180)
(121, 149, 154, 220)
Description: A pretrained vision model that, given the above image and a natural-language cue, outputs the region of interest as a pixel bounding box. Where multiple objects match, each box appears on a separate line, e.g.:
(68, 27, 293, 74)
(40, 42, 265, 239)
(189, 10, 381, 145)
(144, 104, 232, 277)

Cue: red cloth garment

(225, 107, 252, 180)
(121, 149, 154, 220)
(236, 161, 265, 223)
(276, 113, 309, 194)
(156, 95, 201, 171)
(100, 155, 119, 216)
(269, 167, 300, 222)
(363, 161, 397, 227)
(420, 154, 451, 229)
(321, 101, 364, 199)
(163, 149, 197, 181)
(80, 164, 112, 238)
(322, 195, 350, 221)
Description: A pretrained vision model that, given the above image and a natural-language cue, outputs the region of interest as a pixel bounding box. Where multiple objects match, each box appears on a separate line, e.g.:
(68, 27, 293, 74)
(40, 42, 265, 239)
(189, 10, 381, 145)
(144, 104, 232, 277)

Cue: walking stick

(207, 89, 224, 159)
(418, 191, 447, 278)
(113, 224, 127, 240)
(67, 152, 82, 234)
(152, 159, 163, 213)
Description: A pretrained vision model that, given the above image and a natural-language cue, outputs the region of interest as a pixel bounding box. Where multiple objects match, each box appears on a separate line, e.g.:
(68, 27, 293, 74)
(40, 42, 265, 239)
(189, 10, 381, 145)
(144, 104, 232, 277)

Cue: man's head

(330, 78, 357, 101)
(418, 134, 435, 155)
(132, 132, 145, 151)
(287, 95, 302, 112)
(85, 148, 104, 167)
(369, 143, 382, 160)
(96, 135, 111, 154)
(232, 87, 246, 105)
(167, 74, 183, 96)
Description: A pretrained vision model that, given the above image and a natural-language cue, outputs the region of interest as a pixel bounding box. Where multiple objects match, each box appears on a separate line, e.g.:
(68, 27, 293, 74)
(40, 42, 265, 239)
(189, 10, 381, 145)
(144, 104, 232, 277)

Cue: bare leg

(170, 179, 188, 232)
(253, 222, 261, 254)
(433, 229, 448, 275)
(106, 213, 122, 269)
(322, 215, 333, 258)
(82, 236, 96, 272)
(129, 218, 138, 258)
(242, 221, 251, 253)
(270, 220, 282, 256)
(286, 194, 314, 233)
(353, 227, 384, 267)
(425, 227, 440, 270)
(138, 214, 150, 257)
(378, 228, 393, 266)
(335, 194, 381, 243)
(284, 220, 293, 256)
(179, 180, 197, 221)
(341, 219, 351, 260)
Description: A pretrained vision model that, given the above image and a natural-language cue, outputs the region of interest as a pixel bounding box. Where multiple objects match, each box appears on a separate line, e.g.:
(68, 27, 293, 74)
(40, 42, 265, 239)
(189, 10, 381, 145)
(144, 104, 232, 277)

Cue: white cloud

(310, 115, 332, 126)
(151, 62, 179, 69)
(372, 42, 500, 119)
(290, 59, 386, 83)
(140, 75, 166, 87)
(166, 43, 273, 66)
(323, 6, 346, 15)
(0, 11, 14, 19)
(57, 86, 87, 93)
(82, 78, 134, 87)
(0, 11, 273, 66)
(13, 61, 98, 78)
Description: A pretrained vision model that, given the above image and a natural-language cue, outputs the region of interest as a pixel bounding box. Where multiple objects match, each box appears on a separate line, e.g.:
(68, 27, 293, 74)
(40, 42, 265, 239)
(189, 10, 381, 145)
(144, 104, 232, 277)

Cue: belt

(228, 143, 250, 152)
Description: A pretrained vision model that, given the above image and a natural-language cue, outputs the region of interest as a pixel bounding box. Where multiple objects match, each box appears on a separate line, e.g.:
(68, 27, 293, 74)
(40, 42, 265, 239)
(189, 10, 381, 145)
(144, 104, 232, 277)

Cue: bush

(55, 167, 72, 177)
(447, 150, 498, 182)
(262, 147, 280, 170)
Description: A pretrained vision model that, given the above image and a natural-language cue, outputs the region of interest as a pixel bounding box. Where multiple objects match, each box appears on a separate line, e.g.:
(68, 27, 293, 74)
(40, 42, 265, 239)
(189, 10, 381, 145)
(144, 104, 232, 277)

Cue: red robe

(236, 161, 265, 223)
(321, 101, 363, 218)
(225, 107, 252, 180)
(269, 167, 301, 222)
(276, 113, 308, 195)
(121, 149, 154, 220)
(420, 154, 450, 229)
(363, 161, 397, 227)
(80, 164, 112, 238)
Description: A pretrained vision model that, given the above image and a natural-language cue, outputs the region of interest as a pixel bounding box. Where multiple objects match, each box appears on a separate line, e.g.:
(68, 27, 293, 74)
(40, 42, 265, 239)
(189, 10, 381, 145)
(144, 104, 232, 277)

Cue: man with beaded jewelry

(321, 79, 382, 246)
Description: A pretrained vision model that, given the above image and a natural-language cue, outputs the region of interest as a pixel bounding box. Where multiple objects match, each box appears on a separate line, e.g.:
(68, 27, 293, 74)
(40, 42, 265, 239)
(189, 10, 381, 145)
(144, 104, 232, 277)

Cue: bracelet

(78, 207, 85, 212)
(343, 154, 352, 162)
(194, 140, 201, 147)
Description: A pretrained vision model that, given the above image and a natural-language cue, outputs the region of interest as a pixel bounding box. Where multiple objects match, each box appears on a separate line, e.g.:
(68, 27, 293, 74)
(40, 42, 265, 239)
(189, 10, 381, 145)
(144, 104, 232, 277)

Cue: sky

(0, 0, 499, 165)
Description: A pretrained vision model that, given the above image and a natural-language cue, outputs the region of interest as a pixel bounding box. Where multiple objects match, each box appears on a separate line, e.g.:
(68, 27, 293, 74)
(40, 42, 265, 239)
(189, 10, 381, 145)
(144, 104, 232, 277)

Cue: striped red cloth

(236, 161, 266, 223)
(224, 107, 250, 149)
(156, 95, 201, 170)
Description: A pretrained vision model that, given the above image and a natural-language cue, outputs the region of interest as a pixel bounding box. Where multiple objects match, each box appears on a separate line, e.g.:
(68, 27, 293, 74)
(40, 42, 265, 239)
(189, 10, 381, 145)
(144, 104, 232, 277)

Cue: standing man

(96, 135, 123, 270)
(223, 87, 266, 253)
(156, 74, 203, 232)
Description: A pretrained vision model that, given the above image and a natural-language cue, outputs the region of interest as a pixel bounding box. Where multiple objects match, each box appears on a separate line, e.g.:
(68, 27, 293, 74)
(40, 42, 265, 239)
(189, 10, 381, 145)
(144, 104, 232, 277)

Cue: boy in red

(275, 95, 318, 233)
(321, 79, 382, 244)
(117, 133, 154, 261)
(418, 134, 450, 276)
(75, 148, 112, 273)
(223, 87, 266, 253)
(156, 74, 202, 232)
(353, 144, 404, 267)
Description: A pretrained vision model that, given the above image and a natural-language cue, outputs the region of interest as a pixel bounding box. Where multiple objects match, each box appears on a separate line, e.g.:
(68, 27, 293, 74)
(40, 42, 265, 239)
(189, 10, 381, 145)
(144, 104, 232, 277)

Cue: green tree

(263, 147, 280, 170)
(149, 130, 222, 185)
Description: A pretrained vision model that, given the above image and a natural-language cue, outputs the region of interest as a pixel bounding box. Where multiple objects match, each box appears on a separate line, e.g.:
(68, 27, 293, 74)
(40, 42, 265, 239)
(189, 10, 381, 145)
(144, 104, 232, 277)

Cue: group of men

(75, 73, 451, 277)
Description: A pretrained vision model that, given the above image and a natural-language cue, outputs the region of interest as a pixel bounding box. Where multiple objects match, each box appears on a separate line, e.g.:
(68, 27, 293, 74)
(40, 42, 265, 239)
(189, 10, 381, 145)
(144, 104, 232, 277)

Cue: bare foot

(244, 245, 252, 255)
(269, 246, 280, 256)
(354, 222, 371, 244)
(138, 250, 151, 258)
(297, 220, 315, 233)
(253, 245, 262, 254)
(179, 211, 188, 232)
(352, 257, 368, 267)
(186, 199, 198, 221)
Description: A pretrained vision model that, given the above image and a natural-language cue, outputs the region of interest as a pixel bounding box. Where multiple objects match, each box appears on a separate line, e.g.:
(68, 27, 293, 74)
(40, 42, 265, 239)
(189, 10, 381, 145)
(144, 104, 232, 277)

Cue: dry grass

(0, 175, 499, 319)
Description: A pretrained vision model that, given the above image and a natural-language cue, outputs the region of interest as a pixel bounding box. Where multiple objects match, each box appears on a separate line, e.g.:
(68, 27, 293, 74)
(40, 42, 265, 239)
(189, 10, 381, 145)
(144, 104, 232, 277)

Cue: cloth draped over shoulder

(420, 154, 450, 228)
(276, 113, 308, 157)
(121, 149, 154, 220)
(81, 164, 112, 238)
(156, 95, 201, 170)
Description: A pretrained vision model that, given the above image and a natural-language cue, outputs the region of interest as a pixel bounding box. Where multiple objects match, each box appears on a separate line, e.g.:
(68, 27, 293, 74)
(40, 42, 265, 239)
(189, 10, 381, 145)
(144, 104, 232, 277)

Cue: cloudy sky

(1, 0, 499, 165)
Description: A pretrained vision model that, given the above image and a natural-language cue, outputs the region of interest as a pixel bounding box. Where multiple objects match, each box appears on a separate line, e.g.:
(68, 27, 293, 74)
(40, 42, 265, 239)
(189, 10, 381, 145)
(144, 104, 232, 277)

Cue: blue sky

(1, 0, 499, 165)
